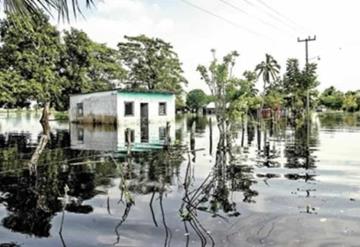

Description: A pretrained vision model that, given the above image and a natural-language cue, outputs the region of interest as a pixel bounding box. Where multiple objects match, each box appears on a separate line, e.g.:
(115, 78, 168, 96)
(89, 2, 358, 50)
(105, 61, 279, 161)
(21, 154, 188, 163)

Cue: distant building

(69, 89, 176, 125)
(203, 102, 216, 115)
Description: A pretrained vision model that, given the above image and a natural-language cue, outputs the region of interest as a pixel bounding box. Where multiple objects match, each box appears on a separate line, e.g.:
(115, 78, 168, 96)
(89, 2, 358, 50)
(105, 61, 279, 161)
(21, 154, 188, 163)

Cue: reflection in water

(180, 123, 258, 246)
(0, 129, 117, 238)
(109, 144, 184, 246)
(318, 112, 360, 130)
(284, 121, 318, 171)
(0, 156, 114, 237)
(70, 120, 175, 152)
(0, 113, 360, 246)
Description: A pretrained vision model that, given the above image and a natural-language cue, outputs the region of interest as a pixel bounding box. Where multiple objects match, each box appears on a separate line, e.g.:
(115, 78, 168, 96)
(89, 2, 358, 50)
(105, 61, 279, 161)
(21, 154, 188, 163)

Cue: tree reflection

(187, 115, 208, 134)
(112, 148, 184, 246)
(0, 170, 62, 237)
(284, 120, 319, 172)
(180, 129, 257, 245)
(318, 112, 360, 130)
(0, 132, 117, 237)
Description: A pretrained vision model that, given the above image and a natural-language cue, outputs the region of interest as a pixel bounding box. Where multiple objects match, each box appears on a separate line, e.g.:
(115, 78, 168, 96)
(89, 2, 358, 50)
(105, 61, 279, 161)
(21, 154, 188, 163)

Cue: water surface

(0, 112, 360, 246)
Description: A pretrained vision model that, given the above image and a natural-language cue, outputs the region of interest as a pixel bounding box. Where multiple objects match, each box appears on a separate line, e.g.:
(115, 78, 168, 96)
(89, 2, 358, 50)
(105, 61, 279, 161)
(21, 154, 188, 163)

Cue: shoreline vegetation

(0, 109, 69, 121)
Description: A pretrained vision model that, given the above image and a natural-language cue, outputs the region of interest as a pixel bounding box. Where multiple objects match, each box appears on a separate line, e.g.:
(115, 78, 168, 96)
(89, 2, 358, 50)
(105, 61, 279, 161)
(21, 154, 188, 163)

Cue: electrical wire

(180, 0, 267, 38)
(240, 0, 299, 33)
(255, 0, 301, 29)
(218, 0, 292, 37)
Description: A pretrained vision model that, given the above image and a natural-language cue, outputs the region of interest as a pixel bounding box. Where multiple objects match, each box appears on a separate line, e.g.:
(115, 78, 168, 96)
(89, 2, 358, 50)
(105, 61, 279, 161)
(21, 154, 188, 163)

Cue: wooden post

(126, 128, 132, 156)
(209, 117, 213, 155)
(164, 121, 171, 149)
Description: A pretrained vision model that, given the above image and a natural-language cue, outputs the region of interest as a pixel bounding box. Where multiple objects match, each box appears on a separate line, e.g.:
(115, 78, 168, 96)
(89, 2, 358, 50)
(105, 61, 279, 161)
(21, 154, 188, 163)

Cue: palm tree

(255, 53, 280, 116)
(1, 0, 94, 21)
(255, 53, 281, 93)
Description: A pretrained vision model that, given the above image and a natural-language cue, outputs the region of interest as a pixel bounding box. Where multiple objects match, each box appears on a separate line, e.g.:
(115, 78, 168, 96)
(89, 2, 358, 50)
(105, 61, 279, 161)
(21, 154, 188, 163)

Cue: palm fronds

(1, 0, 95, 22)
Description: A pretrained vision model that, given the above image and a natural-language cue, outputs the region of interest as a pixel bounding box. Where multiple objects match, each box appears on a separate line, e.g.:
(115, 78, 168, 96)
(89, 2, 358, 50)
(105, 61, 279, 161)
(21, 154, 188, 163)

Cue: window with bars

(159, 102, 167, 116)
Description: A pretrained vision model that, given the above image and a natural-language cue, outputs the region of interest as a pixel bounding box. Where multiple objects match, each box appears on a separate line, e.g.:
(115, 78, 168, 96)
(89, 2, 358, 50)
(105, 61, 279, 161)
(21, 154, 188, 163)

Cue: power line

(218, 0, 291, 36)
(255, 0, 300, 29)
(180, 0, 266, 38)
(240, 0, 298, 33)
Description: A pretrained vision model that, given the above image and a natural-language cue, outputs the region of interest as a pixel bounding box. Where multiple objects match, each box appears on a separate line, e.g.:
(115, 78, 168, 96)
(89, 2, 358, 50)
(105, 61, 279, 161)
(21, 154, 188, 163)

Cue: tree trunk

(28, 120, 50, 174)
(40, 102, 50, 125)
(28, 102, 50, 174)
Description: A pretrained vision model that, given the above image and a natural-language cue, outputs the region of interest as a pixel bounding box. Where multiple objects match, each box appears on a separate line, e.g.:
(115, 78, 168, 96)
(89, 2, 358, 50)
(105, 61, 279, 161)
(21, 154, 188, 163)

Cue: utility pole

(298, 36, 316, 161)
(297, 35, 316, 115)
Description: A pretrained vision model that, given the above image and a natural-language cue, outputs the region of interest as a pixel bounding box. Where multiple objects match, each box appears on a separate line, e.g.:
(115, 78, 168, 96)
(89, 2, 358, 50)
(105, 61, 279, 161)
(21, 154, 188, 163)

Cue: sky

(55, 0, 360, 93)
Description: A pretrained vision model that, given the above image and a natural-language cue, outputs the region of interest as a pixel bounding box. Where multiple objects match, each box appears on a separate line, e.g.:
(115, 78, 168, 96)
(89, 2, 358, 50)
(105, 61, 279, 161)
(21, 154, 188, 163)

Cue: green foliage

(255, 53, 280, 92)
(118, 35, 187, 99)
(343, 94, 358, 112)
(57, 28, 126, 110)
(264, 90, 283, 109)
(1, 0, 95, 22)
(53, 111, 69, 120)
(197, 50, 258, 129)
(186, 89, 208, 112)
(0, 14, 126, 111)
(319, 88, 360, 112)
(282, 58, 319, 115)
(0, 71, 19, 107)
(0, 12, 62, 107)
(319, 86, 344, 110)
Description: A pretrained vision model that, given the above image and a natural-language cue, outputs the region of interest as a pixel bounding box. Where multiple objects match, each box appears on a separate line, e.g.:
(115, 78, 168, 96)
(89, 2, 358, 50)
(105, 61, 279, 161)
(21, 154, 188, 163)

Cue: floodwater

(0, 112, 360, 246)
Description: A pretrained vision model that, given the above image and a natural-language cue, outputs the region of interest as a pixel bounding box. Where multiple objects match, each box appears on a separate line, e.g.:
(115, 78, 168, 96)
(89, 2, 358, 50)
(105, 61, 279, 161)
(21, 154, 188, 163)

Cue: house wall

(69, 90, 117, 124)
(117, 91, 176, 125)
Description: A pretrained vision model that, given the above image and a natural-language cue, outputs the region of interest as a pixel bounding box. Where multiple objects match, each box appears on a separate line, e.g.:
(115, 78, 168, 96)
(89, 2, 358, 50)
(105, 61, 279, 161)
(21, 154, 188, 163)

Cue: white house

(69, 89, 176, 125)
(69, 89, 175, 150)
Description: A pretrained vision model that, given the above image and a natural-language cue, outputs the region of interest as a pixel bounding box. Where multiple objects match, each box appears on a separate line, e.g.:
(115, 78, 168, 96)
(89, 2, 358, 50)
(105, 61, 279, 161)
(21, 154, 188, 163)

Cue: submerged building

(69, 89, 176, 151)
(69, 89, 175, 125)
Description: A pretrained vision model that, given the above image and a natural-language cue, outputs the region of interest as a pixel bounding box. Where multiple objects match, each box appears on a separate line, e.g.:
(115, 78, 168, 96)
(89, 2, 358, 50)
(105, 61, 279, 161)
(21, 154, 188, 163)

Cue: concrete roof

(70, 88, 174, 97)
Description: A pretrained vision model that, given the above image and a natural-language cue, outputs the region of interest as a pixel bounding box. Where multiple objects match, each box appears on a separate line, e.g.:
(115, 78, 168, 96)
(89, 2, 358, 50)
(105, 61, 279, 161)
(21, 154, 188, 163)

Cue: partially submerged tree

(186, 89, 208, 113)
(282, 58, 319, 117)
(197, 50, 258, 132)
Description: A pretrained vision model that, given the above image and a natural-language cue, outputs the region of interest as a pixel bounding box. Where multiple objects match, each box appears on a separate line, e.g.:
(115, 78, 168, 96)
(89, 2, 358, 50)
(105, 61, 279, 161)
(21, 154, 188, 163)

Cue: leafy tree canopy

(319, 86, 344, 110)
(197, 50, 261, 129)
(342, 94, 357, 112)
(117, 35, 187, 101)
(186, 89, 208, 112)
(282, 58, 319, 112)
(57, 28, 126, 110)
(0, 12, 62, 107)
